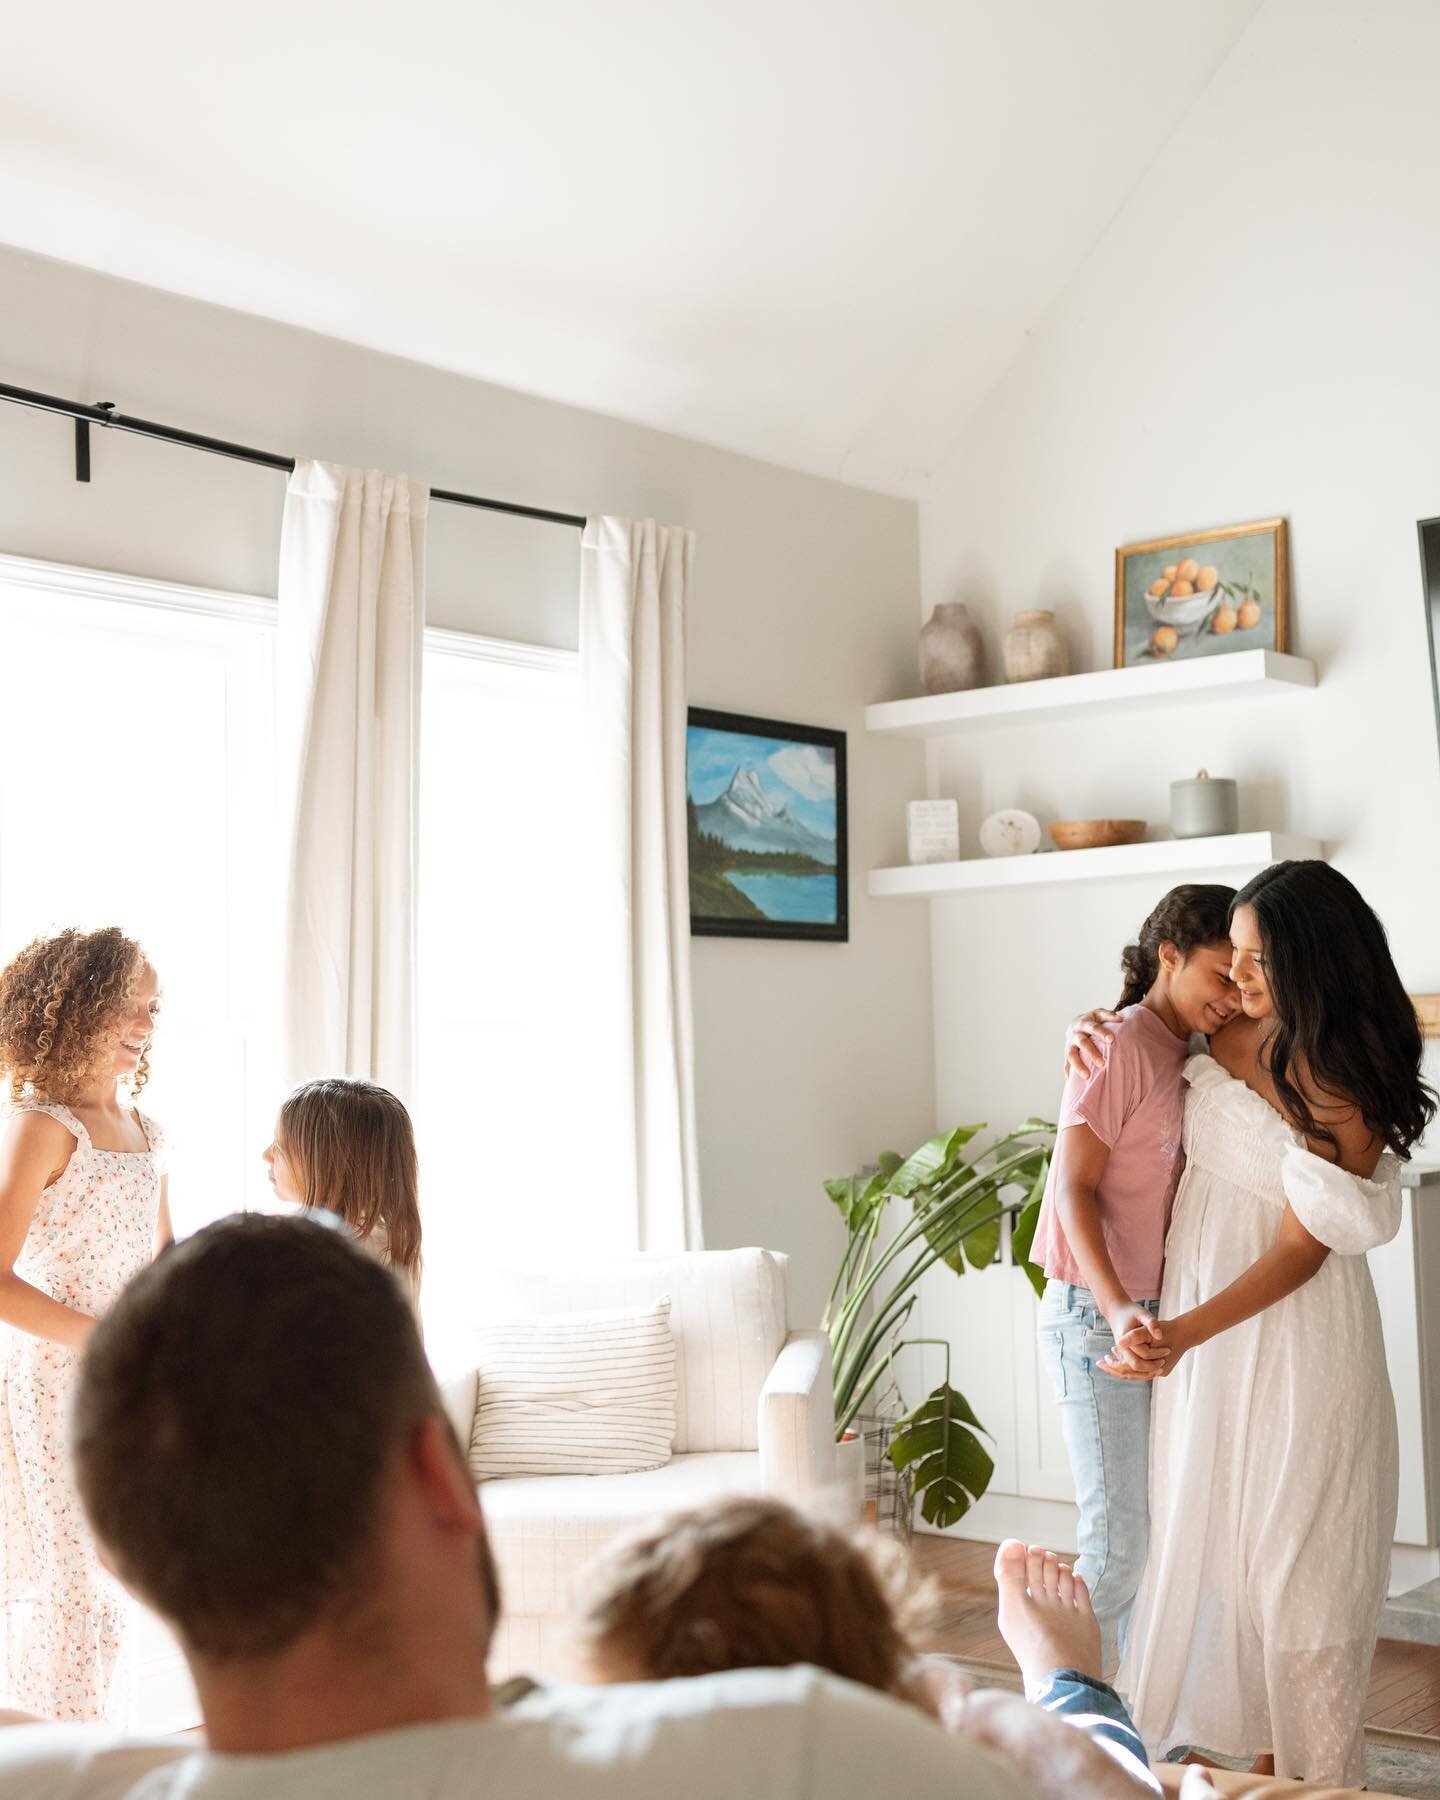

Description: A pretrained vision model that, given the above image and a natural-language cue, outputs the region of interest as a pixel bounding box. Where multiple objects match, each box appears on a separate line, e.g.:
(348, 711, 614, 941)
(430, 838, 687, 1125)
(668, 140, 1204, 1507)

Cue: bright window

(416, 637, 602, 1368)
(0, 571, 278, 1232)
(0, 563, 598, 1359)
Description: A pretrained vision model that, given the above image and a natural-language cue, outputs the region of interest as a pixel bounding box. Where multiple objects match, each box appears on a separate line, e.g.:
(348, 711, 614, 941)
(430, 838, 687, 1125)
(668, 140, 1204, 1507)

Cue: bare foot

(993, 1539, 1103, 1698)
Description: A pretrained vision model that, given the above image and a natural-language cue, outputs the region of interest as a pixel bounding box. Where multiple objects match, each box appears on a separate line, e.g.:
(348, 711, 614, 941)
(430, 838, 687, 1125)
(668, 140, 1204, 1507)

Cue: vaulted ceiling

(1, 0, 1263, 494)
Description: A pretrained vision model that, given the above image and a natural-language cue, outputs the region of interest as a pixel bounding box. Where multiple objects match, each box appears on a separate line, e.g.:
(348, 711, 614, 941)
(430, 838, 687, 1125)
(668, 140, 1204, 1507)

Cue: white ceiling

(0, 0, 1262, 496)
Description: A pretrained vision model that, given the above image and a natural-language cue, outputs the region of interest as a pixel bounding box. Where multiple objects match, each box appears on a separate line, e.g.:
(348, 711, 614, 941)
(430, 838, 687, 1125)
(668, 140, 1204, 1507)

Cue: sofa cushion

(483, 1250, 788, 1454)
(468, 1299, 678, 1481)
(483, 1450, 764, 1617)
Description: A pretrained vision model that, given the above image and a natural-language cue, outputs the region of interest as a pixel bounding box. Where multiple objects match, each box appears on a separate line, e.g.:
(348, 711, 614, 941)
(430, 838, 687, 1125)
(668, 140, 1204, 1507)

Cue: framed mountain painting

(686, 707, 848, 942)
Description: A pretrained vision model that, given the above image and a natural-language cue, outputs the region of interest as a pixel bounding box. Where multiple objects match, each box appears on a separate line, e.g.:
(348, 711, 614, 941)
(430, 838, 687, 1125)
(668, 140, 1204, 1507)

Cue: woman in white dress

(1093, 861, 1433, 1785)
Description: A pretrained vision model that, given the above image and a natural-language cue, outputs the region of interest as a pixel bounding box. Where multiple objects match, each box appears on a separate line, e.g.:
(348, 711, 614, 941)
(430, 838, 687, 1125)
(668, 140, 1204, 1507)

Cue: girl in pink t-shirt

(1033, 884, 1240, 1677)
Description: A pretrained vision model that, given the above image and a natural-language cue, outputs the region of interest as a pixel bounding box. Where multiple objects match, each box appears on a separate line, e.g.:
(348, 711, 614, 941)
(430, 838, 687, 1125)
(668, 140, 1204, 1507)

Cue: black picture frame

(1420, 516, 1440, 780)
(686, 706, 848, 942)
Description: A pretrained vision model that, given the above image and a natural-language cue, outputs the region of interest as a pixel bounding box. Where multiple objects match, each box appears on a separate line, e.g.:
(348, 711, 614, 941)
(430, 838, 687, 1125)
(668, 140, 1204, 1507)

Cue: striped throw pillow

(467, 1299, 678, 1481)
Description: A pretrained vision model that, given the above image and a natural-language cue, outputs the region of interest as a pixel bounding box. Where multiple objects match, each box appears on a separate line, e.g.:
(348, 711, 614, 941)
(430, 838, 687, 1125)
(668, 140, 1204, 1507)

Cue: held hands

(1100, 1302, 1171, 1379)
(1100, 1311, 1198, 1381)
(1063, 1009, 1121, 1079)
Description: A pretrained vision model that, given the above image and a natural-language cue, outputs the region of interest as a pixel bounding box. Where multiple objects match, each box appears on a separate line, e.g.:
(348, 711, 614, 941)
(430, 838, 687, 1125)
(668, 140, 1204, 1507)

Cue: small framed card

(907, 799, 960, 865)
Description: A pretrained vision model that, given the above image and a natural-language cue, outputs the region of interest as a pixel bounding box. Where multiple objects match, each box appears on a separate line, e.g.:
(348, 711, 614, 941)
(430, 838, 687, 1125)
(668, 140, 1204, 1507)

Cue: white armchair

(440, 1247, 835, 1680)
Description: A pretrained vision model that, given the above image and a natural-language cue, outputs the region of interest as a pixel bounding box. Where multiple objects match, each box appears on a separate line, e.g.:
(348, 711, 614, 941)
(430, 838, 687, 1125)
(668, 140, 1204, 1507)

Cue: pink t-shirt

(1031, 1005, 1188, 1300)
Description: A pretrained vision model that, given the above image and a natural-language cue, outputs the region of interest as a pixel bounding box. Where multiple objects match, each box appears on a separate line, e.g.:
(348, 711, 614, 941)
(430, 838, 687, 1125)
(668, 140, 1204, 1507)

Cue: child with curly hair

(0, 927, 170, 1723)
(574, 1495, 946, 1714)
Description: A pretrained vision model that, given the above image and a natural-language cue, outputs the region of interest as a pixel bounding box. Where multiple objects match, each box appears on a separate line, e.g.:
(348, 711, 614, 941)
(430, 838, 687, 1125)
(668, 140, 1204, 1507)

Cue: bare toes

(1025, 1543, 1047, 1596)
(1040, 1550, 1061, 1599)
(1057, 1562, 1075, 1606)
(994, 1538, 1028, 1590)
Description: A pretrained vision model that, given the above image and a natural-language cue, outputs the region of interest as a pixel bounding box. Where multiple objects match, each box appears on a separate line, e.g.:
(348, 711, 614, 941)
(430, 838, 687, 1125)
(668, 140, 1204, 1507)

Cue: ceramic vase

(1002, 609, 1069, 683)
(919, 602, 984, 693)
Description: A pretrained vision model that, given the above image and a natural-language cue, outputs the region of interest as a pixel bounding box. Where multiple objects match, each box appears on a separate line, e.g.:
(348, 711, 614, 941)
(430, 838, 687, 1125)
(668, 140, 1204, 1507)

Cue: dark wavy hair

(1116, 884, 1236, 1010)
(1231, 861, 1435, 1160)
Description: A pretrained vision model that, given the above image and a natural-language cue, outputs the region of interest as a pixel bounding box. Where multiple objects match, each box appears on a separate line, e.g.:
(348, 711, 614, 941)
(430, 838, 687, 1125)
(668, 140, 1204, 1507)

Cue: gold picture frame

(1114, 517, 1289, 670)
(1412, 994, 1440, 1040)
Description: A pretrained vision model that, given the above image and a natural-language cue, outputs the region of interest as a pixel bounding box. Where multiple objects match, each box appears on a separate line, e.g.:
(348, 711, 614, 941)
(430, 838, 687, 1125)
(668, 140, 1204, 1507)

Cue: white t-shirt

(0, 1666, 1034, 1799)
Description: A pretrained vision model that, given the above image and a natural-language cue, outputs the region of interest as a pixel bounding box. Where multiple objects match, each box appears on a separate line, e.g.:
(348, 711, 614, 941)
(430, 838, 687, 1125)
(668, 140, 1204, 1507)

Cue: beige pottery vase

(919, 602, 984, 693)
(1002, 609, 1070, 683)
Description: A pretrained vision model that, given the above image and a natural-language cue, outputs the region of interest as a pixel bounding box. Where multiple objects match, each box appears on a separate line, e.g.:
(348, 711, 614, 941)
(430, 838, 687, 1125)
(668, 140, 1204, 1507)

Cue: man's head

(73, 1213, 498, 1668)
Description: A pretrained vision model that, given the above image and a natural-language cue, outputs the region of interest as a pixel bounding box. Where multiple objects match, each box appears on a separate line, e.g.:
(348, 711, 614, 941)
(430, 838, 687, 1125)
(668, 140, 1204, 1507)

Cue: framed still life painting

(686, 707, 848, 942)
(1115, 517, 1289, 669)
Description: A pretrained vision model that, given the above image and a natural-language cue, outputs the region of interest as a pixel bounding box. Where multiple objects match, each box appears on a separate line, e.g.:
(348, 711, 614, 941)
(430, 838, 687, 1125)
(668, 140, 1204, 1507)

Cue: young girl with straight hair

(1032, 883, 1240, 1676)
(263, 1076, 422, 1308)
(0, 926, 170, 1722)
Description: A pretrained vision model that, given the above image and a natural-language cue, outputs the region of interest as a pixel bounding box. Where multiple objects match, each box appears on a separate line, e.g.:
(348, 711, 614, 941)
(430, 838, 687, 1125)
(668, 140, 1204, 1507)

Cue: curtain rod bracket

(74, 403, 116, 485)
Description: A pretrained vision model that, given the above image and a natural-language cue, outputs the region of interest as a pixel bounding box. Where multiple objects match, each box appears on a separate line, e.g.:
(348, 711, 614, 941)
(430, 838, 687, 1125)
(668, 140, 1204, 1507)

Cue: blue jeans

(1035, 1668, 1159, 1794)
(1037, 1281, 1156, 1677)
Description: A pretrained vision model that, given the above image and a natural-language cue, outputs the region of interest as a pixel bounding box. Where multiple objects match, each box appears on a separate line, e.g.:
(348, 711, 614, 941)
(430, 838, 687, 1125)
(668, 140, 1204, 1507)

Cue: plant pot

(836, 1430, 866, 1523)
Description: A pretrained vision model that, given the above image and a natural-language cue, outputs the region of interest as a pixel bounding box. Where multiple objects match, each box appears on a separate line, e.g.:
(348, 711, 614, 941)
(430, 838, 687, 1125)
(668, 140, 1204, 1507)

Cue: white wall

(912, 0, 1440, 1532)
(0, 244, 934, 1326)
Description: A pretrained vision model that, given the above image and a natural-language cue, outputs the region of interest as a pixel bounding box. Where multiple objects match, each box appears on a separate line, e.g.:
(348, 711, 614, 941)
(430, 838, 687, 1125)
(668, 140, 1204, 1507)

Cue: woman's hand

(1101, 1314, 1199, 1380)
(1103, 1302, 1169, 1375)
(1064, 1009, 1121, 1079)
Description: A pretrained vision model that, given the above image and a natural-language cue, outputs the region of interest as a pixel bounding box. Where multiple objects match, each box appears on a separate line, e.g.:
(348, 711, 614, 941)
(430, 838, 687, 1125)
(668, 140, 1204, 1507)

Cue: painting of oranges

(1114, 518, 1289, 669)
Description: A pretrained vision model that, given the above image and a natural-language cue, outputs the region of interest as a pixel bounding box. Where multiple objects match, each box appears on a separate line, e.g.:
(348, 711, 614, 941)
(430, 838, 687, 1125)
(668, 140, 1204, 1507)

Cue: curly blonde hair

(573, 1495, 937, 1704)
(0, 927, 152, 1105)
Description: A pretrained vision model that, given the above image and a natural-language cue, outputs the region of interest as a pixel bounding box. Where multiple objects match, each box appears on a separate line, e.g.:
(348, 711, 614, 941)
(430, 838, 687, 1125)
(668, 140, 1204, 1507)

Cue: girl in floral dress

(0, 927, 170, 1722)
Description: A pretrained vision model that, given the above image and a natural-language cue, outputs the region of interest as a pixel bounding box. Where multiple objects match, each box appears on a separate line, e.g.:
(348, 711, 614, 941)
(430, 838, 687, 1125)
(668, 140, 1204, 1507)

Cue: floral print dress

(0, 1100, 163, 1722)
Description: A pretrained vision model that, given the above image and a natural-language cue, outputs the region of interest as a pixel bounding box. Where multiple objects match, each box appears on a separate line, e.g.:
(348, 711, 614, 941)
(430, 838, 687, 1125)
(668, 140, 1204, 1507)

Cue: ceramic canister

(1170, 770, 1238, 839)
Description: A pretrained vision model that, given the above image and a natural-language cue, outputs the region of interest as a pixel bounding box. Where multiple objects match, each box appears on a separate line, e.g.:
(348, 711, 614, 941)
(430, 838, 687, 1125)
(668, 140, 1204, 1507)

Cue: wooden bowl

(1047, 819, 1147, 852)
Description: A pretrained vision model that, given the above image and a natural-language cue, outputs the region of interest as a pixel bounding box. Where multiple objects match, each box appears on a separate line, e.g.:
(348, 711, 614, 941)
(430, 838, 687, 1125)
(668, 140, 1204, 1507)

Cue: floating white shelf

(868, 832, 1324, 899)
(866, 648, 1316, 737)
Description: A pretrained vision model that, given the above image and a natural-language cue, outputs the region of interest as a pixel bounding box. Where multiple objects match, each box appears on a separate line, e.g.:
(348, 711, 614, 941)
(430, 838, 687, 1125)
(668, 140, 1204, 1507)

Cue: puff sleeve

(1281, 1141, 1402, 1255)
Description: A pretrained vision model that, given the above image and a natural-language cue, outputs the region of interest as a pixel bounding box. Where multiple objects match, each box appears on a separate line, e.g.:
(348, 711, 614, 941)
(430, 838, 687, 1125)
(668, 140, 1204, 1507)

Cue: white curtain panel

(580, 516, 703, 1253)
(276, 461, 427, 1108)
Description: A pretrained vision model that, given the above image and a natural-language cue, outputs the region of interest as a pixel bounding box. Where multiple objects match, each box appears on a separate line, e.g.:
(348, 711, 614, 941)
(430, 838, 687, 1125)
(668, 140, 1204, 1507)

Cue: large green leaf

(961, 1211, 1002, 1270)
(888, 1383, 995, 1529)
(1009, 1151, 1051, 1298)
(823, 1168, 889, 1235)
(885, 1125, 983, 1199)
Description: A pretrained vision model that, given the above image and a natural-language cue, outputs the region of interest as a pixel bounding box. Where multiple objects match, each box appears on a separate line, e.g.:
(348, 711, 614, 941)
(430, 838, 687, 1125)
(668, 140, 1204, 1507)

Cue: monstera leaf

(888, 1382, 995, 1528)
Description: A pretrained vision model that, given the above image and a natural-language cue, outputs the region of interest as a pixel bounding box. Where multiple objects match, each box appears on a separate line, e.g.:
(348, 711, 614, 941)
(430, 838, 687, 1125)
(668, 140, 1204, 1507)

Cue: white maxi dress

(1117, 1054, 1400, 1787)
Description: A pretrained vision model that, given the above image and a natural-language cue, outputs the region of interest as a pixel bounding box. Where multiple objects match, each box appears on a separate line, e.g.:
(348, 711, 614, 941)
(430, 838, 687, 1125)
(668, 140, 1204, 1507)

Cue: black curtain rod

(0, 381, 588, 531)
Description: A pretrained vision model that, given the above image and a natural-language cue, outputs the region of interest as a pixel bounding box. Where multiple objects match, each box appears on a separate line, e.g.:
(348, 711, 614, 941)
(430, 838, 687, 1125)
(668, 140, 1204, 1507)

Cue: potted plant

(822, 1118, 1053, 1528)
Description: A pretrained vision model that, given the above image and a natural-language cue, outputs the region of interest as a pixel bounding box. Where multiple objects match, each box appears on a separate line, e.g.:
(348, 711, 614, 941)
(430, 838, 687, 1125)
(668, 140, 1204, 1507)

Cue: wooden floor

(910, 1535, 1440, 1739)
